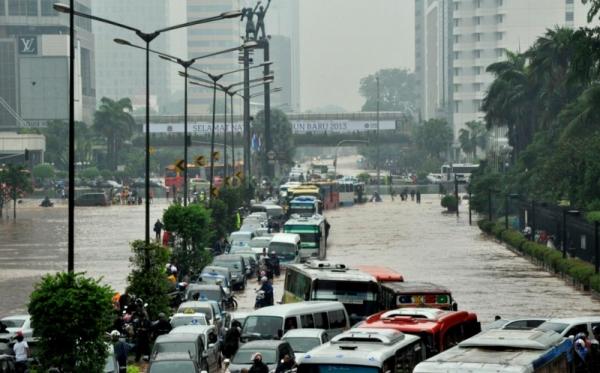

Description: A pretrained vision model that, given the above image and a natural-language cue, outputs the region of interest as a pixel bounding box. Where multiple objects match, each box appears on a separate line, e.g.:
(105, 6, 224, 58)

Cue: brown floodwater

(1, 195, 599, 323)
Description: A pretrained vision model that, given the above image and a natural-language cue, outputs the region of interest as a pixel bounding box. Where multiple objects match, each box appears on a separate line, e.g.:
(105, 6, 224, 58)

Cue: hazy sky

(298, 1, 415, 112)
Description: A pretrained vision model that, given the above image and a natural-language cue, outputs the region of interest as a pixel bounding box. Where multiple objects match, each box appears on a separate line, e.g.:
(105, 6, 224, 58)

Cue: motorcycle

(254, 289, 266, 309)
(221, 294, 238, 310)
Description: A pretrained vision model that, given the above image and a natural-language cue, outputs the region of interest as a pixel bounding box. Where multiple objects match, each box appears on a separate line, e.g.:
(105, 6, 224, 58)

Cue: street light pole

(376, 75, 381, 195)
(333, 140, 369, 179)
(67, 0, 75, 272)
(224, 90, 228, 179)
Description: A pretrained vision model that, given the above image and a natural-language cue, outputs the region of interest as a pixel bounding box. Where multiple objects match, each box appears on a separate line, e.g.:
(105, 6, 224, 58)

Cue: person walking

(152, 313, 172, 339)
(13, 331, 29, 373)
(410, 190, 415, 201)
(223, 320, 242, 358)
(111, 330, 133, 373)
(416, 191, 421, 204)
(134, 312, 151, 362)
(249, 353, 269, 373)
(153, 219, 164, 242)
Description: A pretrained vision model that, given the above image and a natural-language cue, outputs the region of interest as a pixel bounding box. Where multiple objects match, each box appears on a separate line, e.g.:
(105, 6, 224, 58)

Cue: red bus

(358, 308, 481, 357)
(164, 164, 206, 189)
(357, 265, 404, 283)
(314, 181, 340, 210)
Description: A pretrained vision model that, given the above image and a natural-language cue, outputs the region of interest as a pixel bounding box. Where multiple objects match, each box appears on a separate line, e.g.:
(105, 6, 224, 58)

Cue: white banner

(146, 120, 396, 134)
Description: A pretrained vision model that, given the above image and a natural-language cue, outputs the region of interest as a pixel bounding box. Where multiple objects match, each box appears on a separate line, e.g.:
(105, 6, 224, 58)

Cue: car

(234, 251, 258, 278)
(170, 325, 222, 373)
(75, 192, 109, 206)
(200, 266, 233, 289)
(282, 328, 329, 359)
(176, 301, 225, 336)
(0, 315, 35, 343)
(151, 334, 205, 371)
(249, 236, 273, 256)
(229, 231, 255, 253)
(185, 284, 227, 303)
(170, 313, 209, 329)
(197, 272, 232, 296)
(537, 316, 600, 338)
(147, 352, 200, 373)
(229, 340, 295, 373)
(211, 255, 247, 290)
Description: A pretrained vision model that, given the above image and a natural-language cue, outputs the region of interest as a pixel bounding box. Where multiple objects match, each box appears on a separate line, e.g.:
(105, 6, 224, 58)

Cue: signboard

(18, 36, 37, 55)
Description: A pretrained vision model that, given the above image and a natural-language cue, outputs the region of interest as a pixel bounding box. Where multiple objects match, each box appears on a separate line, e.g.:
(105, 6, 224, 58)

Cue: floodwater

(1, 195, 599, 322)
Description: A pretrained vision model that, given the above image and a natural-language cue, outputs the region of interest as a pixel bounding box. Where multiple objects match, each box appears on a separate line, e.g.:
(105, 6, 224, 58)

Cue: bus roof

(356, 266, 404, 282)
(270, 233, 300, 245)
(286, 261, 376, 283)
(248, 301, 345, 318)
(285, 215, 325, 225)
(414, 329, 571, 372)
(298, 328, 420, 368)
(381, 281, 451, 294)
(361, 308, 478, 335)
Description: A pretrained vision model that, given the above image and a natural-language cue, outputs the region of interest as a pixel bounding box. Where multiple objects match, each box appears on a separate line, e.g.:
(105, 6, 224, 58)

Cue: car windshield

(233, 349, 277, 364)
(171, 316, 208, 328)
(187, 289, 222, 301)
(232, 241, 250, 248)
(1, 319, 25, 328)
(298, 365, 379, 373)
(285, 337, 321, 353)
(200, 276, 229, 287)
(213, 260, 241, 272)
(149, 361, 196, 373)
(251, 239, 271, 248)
(242, 316, 283, 340)
(269, 243, 297, 259)
(537, 322, 569, 333)
(155, 342, 197, 357)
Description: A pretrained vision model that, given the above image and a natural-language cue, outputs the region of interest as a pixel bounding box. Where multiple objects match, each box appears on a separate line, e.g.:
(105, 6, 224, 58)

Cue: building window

(8, 0, 37, 16)
(566, 12, 574, 22)
(0, 0, 5, 16)
(455, 2, 460, 10)
(496, 48, 505, 58)
(454, 18, 460, 27)
(476, 0, 481, 8)
(474, 49, 481, 58)
(81, 48, 93, 97)
(496, 14, 504, 23)
(454, 101, 460, 113)
(474, 16, 481, 25)
(566, 0, 574, 4)
(474, 33, 481, 42)
(454, 51, 461, 60)
(454, 84, 461, 93)
(473, 83, 483, 91)
(497, 0, 504, 6)
(454, 68, 462, 76)
(41, 0, 57, 16)
(474, 66, 482, 75)
(454, 35, 460, 43)
(496, 32, 504, 40)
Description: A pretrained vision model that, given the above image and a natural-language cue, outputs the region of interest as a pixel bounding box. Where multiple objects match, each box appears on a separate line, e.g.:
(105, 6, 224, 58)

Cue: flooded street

(2, 195, 600, 322)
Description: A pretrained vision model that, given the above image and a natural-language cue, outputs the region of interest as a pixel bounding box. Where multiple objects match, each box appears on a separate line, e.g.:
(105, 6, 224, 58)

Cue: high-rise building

(268, 35, 292, 112)
(0, 0, 95, 129)
(416, 0, 585, 151)
(93, 0, 173, 113)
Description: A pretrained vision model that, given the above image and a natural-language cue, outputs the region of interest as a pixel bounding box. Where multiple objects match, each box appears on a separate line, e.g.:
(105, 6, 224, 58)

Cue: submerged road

(1, 196, 599, 321)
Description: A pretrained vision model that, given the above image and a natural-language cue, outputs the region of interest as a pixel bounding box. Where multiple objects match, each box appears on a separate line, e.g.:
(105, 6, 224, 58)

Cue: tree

(93, 97, 136, 171)
(458, 121, 488, 160)
(359, 68, 417, 112)
(583, 0, 600, 22)
(251, 108, 295, 169)
(0, 164, 32, 219)
(32, 163, 55, 184)
(39, 121, 94, 170)
(28, 272, 114, 372)
(163, 204, 214, 277)
(126, 240, 171, 319)
(414, 119, 453, 159)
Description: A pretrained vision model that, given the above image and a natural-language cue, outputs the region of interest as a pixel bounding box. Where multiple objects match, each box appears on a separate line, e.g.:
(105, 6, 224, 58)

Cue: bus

(358, 308, 481, 357)
(283, 261, 380, 323)
(379, 281, 455, 311)
(164, 164, 205, 189)
(337, 179, 356, 206)
(288, 196, 320, 217)
(283, 215, 327, 260)
(297, 328, 425, 373)
(287, 184, 321, 202)
(440, 163, 479, 183)
(312, 180, 339, 210)
(413, 329, 573, 372)
(357, 266, 404, 283)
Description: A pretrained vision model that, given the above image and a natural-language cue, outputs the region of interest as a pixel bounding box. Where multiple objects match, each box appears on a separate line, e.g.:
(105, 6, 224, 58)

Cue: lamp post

(54, 2, 242, 249)
(504, 193, 520, 229)
(376, 75, 381, 195)
(488, 189, 494, 222)
(595, 221, 599, 274)
(333, 140, 369, 179)
(562, 209, 580, 259)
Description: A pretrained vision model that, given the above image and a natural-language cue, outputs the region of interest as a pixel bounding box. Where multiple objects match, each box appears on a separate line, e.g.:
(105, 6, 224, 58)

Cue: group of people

(391, 188, 421, 203)
(0, 322, 29, 373)
(223, 352, 296, 373)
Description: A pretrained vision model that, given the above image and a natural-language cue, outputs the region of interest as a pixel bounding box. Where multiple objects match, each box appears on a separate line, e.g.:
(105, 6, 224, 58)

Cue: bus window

(395, 341, 425, 373)
(314, 312, 329, 329)
(301, 314, 315, 328)
(328, 310, 345, 329)
(284, 317, 298, 332)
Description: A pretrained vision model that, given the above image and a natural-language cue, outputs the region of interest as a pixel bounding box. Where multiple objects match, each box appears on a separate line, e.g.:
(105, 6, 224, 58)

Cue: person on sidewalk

(153, 219, 164, 242)
(13, 331, 29, 373)
(111, 330, 133, 373)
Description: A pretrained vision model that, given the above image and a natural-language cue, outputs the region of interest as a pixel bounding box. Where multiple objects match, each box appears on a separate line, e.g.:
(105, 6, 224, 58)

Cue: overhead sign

(18, 36, 37, 55)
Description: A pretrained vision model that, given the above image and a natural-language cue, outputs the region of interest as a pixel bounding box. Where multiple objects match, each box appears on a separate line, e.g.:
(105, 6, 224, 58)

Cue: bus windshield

(313, 281, 378, 303)
(269, 243, 297, 261)
(298, 365, 379, 373)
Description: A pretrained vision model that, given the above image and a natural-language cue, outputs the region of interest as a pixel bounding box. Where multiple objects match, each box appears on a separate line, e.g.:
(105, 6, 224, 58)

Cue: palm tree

(458, 121, 488, 161)
(93, 97, 135, 171)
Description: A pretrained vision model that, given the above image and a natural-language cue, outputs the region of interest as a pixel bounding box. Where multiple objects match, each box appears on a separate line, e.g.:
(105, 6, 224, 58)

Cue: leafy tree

(32, 163, 55, 184)
(163, 204, 214, 277)
(359, 68, 417, 112)
(0, 164, 32, 219)
(93, 97, 136, 171)
(414, 118, 453, 160)
(126, 240, 171, 319)
(38, 121, 94, 170)
(28, 272, 114, 372)
(80, 166, 100, 180)
(458, 121, 488, 160)
(251, 108, 295, 170)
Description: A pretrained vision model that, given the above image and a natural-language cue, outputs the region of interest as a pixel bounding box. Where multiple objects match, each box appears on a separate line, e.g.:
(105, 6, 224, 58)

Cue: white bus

(440, 163, 479, 183)
(297, 328, 426, 373)
(337, 180, 356, 206)
(283, 261, 379, 324)
(413, 328, 573, 373)
(240, 301, 349, 342)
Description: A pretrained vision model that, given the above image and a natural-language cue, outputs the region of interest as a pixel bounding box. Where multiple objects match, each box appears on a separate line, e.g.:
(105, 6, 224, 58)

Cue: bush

(80, 166, 100, 180)
(28, 272, 114, 372)
(32, 163, 55, 182)
(477, 219, 494, 233)
(590, 274, 600, 293)
(441, 195, 458, 211)
(501, 229, 527, 250)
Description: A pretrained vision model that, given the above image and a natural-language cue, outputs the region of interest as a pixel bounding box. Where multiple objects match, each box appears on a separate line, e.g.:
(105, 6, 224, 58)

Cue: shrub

(501, 229, 526, 250)
(590, 274, 600, 293)
(491, 223, 505, 239)
(567, 259, 595, 285)
(441, 195, 458, 211)
(477, 220, 494, 233)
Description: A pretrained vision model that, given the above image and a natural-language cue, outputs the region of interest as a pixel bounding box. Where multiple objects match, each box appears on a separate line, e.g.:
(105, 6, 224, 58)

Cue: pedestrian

(154, 219, 163, 242)
(152, 312, 172, 339)
(410, 190, 415, 201)
(134, 312, 151, 362)
(574, 332, 591, 370)
(13, 331, 29, 373)
(111, 330, 133, 373)
(249, 353, 269, 373)
(275, 354, 296, 373)
(223, 359, 231, 373)
(223, 320, 242, 358)
(416, 190, 421, 204)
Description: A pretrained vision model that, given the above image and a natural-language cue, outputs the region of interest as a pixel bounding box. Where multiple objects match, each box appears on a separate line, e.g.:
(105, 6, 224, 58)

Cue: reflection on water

(1, 196, 599, 322)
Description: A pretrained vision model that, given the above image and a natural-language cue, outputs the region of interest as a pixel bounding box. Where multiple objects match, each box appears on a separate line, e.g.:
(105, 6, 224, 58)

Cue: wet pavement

(1, 195, 599, 322)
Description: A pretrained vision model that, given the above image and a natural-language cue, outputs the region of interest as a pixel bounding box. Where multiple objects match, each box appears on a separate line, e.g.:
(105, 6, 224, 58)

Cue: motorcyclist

(151, 312, 172, 339)
(249, 352, 269, 373)
(259, 276, 274, 307)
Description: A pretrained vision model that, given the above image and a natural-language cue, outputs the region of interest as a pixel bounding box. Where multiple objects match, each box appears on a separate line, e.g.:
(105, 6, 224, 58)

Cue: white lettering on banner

(145, 120, 396, 134)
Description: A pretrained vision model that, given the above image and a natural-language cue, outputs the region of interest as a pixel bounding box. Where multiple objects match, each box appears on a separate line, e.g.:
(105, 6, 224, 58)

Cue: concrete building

(267, 35, 292, 112)
(93, 0, 173, 113)
(0, 0, 95, 129)
(416, 0, 588, 154)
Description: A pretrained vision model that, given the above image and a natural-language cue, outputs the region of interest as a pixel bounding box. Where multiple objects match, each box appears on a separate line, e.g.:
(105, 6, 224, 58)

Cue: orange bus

(358, 307, 481, 357)
(356, 265, 404, 282)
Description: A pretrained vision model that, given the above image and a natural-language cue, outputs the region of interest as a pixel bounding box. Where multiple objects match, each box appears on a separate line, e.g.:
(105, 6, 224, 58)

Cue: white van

(241, 301, 349, 342)
(229, 231, 255, 253)
(268, 233, 301, 266)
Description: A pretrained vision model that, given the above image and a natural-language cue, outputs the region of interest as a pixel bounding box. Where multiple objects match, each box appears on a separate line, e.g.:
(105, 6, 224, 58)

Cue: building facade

(416, 0, 583, 151)
(0, 0, 95, 129)
(93, 0, 174, 114)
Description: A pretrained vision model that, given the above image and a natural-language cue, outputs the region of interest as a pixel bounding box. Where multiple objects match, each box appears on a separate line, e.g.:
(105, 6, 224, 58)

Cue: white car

(282, 328, 329, 359)
(170, 313, 209, 329)
(0, 314, 35, 342)
(537, 317, 600, 338)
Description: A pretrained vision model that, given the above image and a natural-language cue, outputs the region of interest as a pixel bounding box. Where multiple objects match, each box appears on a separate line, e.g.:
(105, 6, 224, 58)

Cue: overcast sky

(298, 1, 415, 112)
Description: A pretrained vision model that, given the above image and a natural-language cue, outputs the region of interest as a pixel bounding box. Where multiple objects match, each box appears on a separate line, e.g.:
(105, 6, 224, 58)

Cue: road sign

(174, 159, 185, 173)
(224, 177, 231, 187)
(195, 155, 206, 167)
(212, 151, 220, 161)
(149, 147, 157, 155)
(210, 186, 219, 198)
(235, 171, 244, 180)
(267, 150, 276, 160)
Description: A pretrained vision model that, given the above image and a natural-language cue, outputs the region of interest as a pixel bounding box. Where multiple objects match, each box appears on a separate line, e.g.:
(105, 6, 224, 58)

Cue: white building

(416, 0, 590, 156)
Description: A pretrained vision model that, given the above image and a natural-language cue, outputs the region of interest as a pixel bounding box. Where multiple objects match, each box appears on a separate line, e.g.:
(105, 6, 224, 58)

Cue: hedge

(477, 220, 600, 293)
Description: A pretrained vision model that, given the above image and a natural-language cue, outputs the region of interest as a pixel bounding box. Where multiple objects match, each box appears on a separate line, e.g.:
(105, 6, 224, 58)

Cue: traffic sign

(195, 155, 206, 167)
(235, 171, 243, 180)
(224, 176, 232, 187)
(210, 186, 219, 198)
(267, 150, 276, 160)
(174, 159, 185, 173)
(212, 151, 220, 161)
(149, 147, 157, 155)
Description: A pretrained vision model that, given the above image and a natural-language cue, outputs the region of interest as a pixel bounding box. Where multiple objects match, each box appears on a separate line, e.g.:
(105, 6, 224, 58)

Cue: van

(241, 301, 349, 342)
(229, 231, 255, 252)
(75, 192, 109, 206)
(268, 233, 301, 266)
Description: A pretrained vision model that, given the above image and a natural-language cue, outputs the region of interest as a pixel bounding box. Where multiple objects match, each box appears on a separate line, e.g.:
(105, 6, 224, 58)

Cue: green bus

(284, 215, 327, 261)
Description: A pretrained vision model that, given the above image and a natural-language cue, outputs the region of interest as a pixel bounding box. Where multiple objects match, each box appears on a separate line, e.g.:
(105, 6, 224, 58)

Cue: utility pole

(262, 38, 273, 179)
(376, 75, 381, 195)
(243, 47, 251, 184)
